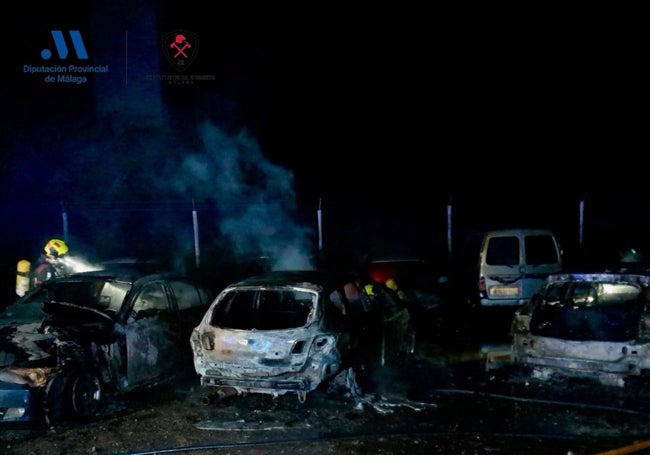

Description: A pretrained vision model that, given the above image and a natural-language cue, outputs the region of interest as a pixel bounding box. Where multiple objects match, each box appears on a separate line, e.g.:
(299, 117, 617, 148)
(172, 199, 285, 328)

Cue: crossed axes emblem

(170, 34, 192, 58)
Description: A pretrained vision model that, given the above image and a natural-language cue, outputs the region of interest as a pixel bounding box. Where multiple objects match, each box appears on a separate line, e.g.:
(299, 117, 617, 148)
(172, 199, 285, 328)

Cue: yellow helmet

(385, 278, 398, 291)
(44, 238, 69, 259)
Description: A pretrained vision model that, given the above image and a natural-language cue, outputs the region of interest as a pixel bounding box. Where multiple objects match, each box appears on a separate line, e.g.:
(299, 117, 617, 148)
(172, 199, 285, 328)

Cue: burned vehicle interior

(527, 276, 647, 342)
(40, 280, 128, 322)
(209, 288, 316, 331)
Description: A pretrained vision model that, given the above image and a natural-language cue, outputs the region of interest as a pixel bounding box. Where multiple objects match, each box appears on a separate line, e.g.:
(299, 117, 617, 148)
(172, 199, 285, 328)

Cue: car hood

(0, 322, 56, 368)
(0, 302, 45, 326)
(0, 316, 114, 369)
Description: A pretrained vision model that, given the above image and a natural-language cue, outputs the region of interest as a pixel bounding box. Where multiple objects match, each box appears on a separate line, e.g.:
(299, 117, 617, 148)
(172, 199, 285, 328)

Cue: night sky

(1, 1, 649, 286)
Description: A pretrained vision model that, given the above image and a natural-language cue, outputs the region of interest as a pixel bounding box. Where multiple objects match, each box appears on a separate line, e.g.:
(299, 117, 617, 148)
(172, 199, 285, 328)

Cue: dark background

(1, 1, 649, 295)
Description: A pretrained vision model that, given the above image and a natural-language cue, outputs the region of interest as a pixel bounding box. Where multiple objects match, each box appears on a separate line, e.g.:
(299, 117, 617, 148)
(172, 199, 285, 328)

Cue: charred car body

(191, 270, 413, 403)
(486, 272, 650, 388)
(0, 267, 214, 424)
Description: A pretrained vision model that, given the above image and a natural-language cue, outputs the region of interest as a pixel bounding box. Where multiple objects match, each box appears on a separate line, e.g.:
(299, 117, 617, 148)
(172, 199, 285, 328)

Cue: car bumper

(480, 297, 528, 307)
(200, 374, 310, 393)
(0, 381, 38, 422)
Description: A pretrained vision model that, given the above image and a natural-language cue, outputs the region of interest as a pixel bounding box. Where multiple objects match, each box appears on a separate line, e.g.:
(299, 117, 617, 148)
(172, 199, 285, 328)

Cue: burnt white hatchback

(191, 270, 389, 403)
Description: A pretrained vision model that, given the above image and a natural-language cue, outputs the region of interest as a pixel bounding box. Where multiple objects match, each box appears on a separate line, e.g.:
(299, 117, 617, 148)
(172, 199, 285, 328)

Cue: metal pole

(60, 201, 69, 243)
(578, 199, 584, 246)
(192, 199, 200, 268)
(447, 196, 453, 257)
(317, 197, 323, 252)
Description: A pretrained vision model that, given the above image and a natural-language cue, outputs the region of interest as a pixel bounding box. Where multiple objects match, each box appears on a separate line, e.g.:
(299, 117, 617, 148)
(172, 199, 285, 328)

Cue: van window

(525, 234, 559, 265)
(486, 236, 519, 266)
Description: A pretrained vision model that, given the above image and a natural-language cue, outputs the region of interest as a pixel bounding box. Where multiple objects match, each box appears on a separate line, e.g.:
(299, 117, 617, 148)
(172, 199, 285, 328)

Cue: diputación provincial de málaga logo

(23, 30, 109, 85)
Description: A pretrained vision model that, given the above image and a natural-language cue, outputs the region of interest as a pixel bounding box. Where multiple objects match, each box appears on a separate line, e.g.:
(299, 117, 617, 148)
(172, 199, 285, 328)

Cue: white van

(477, 229, 563, 307)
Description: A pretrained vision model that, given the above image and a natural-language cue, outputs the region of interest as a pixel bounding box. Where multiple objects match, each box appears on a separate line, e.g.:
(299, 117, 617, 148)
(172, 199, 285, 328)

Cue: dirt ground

(3, 341, 650, 455)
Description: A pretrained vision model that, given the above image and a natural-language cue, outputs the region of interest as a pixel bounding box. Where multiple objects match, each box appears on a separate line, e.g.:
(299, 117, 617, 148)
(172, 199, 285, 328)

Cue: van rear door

(478, 229, 562, 307)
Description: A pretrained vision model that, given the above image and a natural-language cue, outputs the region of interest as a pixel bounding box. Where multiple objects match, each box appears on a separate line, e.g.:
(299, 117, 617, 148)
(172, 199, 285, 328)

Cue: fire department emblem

(162, 30, 199, 72)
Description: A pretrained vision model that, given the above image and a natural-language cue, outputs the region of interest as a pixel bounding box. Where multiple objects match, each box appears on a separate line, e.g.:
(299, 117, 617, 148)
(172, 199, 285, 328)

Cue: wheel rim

(70, 372, 102, 418)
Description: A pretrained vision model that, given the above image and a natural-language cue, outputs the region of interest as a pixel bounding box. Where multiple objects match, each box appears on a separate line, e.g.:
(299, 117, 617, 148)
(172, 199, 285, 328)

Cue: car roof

(62, 268, 185, 285)
(483, 228, 555, 237)
(368, 256, 426, 264)
(228, 270, 351, 291)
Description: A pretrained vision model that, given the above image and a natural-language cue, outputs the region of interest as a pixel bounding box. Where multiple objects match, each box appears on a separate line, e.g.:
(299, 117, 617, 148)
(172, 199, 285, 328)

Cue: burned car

(191, 270, 413, 403)
(366, 256, 450, 335)
(0, 267, 214, 424)
(367, 256, 449, 311)
(486, 272, 650, 388)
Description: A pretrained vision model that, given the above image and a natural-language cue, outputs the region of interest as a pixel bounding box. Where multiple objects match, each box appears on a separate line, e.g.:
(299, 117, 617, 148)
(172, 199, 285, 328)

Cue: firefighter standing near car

(384, 277, 411, 305)
(32, 238, 71, 287)
(336, 275, 385, 386)
(16, 238, 71, 296)
(365, 269, 416, 361)
(383, 277, 416, 356)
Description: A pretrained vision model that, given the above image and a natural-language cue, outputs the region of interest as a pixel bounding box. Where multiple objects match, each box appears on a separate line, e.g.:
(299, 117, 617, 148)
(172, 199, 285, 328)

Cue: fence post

(60, 201, 69, 243)
(192, 199, 200, 268)
(318, 198, 323, 253)
(578, 198, 584, 246)
(447, 196, 453, 258)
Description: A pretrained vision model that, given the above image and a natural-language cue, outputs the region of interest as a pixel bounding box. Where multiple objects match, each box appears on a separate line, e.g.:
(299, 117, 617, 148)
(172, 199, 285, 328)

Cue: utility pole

(60, 201, 69, 243)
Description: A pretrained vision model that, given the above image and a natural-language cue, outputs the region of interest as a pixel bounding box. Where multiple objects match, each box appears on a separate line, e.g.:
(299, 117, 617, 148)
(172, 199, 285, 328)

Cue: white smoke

(166, 120, 315, 271)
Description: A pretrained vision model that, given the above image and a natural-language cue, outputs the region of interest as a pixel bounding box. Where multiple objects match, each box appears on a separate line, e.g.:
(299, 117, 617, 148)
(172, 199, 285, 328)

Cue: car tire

(44, 371, 103, 425)
(69, 370, 103, 420)
(44, 373, 70, 425)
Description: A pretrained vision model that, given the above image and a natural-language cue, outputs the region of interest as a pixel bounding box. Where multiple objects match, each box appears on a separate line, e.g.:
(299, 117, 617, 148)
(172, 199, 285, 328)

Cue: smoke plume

(163, 121, 316, 271)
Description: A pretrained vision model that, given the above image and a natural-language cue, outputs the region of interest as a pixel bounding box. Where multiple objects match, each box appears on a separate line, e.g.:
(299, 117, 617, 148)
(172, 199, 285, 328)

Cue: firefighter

(341, 276, 385, 385)
(381, 278, 416, 357)
(385, 277, 410, 303)
(31, 238, 70, 288)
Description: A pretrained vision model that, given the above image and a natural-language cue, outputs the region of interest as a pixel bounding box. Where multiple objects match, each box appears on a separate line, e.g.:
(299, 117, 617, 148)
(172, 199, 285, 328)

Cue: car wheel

(69, 371, 103, 420)
(43, 373, 70, 425)
(43, 371, 102, 425)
